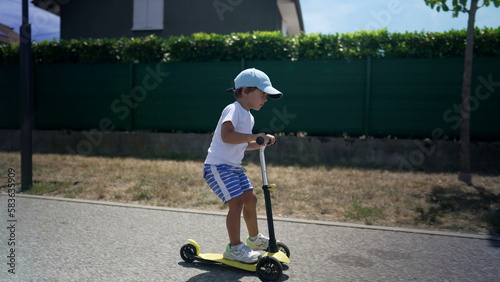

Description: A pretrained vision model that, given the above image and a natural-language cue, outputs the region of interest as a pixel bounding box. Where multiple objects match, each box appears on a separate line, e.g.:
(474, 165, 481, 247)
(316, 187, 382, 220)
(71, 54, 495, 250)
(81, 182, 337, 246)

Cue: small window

(132, 0, 164, 31)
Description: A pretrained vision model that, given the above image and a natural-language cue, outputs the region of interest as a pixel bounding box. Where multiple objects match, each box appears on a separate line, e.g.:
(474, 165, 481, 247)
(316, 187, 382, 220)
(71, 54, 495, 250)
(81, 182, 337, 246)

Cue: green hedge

(1, 28, 499, 64)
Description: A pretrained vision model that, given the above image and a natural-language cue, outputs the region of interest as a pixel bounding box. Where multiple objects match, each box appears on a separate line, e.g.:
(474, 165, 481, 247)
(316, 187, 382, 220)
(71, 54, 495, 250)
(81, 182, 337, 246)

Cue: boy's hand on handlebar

(256, 134, 276, 146)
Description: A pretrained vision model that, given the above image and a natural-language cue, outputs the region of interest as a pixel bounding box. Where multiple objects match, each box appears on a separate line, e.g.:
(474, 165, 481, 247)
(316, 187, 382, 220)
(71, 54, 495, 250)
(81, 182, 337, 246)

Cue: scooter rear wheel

(180, 243, 196, 263)
(256, 256, 283, 282)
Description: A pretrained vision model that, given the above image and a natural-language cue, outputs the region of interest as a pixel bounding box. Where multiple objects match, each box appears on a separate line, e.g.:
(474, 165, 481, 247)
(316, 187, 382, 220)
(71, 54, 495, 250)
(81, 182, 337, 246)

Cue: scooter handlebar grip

(256, 136, 272, 146)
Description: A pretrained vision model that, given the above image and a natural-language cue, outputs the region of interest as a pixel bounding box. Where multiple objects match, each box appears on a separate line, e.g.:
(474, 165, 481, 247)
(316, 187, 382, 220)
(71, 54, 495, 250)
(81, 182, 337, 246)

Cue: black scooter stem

(258, 142, 279, 253)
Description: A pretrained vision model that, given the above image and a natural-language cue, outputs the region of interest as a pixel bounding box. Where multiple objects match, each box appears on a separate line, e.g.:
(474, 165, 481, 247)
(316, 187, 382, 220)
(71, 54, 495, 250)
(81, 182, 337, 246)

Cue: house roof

(31, 0, 60, 15)
(278, 0, 304, 35)
(0, 23, 19, 43)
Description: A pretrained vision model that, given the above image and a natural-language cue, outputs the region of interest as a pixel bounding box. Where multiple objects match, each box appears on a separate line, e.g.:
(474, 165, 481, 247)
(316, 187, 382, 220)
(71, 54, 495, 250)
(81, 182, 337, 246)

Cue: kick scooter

(180, 137, 290, 282)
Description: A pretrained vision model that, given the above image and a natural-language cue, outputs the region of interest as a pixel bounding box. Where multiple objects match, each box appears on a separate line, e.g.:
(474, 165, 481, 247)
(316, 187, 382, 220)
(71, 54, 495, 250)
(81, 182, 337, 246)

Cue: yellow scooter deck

(188, 239, 290, 272)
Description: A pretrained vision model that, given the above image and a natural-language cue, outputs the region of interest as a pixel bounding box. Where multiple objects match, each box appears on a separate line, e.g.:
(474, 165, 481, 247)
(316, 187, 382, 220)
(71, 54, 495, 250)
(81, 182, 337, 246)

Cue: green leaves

(1, 28, 499, 64)
(425, 0, 468, 17)
(424, 0, 500, 17)
(0, 43, 19, 64)
(167, 31, 297, 62)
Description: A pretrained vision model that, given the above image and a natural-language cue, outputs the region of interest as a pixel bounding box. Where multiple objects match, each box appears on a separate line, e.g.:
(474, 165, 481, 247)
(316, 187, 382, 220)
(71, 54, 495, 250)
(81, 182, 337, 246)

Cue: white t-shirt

(205, 101, 254, 167)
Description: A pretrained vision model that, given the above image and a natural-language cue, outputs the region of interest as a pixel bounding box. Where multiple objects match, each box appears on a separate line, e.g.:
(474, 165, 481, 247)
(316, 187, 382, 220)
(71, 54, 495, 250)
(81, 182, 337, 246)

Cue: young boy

(203, 68, 283, 264)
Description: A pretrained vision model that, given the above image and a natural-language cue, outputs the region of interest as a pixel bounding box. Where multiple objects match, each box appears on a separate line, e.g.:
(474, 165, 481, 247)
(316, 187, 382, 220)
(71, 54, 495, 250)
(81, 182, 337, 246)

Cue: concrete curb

(12, 193, 500, 242)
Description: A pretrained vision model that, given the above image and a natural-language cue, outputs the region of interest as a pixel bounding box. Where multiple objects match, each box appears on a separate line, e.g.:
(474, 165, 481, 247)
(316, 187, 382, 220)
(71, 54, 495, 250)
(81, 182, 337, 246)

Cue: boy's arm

(220, 121, 274, 150)
(221, 121, 259, 144)
(246, 141, 262, 151)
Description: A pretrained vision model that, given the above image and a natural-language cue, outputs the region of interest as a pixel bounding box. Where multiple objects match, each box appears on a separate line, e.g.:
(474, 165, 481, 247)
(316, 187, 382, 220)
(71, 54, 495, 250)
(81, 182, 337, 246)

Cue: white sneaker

(223, 243, 261, 264)
(246, 233, 270, 251)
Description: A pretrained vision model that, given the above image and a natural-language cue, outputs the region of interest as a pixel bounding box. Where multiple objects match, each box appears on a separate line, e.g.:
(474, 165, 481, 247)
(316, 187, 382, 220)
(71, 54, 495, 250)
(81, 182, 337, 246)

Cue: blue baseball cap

(234, 68, 283, 100)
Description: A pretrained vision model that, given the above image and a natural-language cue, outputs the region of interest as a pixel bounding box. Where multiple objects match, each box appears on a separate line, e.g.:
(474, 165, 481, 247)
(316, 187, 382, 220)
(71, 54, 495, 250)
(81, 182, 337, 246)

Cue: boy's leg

(241, 190, 259, 237)
(241, 190, 271, 251)
(225, 194, 261, 263)
(227, 190, 259, 245)
(226, 196, 244, 246)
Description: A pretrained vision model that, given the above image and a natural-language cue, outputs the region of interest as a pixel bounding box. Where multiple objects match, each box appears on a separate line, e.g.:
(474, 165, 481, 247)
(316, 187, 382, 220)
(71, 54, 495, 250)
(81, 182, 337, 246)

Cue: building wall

(61, 0, 133, 39)
(61, 0, 282, 39)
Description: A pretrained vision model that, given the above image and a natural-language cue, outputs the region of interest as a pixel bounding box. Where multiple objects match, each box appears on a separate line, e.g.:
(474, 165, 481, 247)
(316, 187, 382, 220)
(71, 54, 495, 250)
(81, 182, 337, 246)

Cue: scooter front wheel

(180, 243, 197, 263)
(277, 242, 291, 259)
(257, 256, 283, 282)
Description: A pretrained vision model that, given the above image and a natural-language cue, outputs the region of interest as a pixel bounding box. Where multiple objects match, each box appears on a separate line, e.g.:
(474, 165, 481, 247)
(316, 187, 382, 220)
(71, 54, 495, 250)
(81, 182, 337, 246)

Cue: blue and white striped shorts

(203, 164, 254, 204)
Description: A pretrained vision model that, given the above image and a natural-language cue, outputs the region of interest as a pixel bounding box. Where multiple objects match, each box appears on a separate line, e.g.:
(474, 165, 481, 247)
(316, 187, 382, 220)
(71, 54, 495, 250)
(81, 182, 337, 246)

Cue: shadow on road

(416, 184, 500, 245)
(178, 261, 290, 281)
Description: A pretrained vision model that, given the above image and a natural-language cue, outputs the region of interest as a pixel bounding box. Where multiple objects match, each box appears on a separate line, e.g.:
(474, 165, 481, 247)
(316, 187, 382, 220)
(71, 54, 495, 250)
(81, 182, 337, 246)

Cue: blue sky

(0, 0, 59, 41)
(301, 0, 500, 34)
(0, 0, 499, 41)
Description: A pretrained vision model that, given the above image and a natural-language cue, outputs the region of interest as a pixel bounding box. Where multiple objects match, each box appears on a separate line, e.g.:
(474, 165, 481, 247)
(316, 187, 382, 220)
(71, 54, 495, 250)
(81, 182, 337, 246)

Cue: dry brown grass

(1, 152, 499, 236)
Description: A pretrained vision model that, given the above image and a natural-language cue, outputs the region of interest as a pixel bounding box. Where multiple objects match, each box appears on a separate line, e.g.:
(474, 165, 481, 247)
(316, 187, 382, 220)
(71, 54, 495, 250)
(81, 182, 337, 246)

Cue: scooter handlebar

(256, 136, 271, 146)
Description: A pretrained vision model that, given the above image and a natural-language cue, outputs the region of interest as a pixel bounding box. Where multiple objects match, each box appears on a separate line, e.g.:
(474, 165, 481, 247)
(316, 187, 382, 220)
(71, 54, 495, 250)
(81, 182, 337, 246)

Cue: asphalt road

(0, 195, 499, 281)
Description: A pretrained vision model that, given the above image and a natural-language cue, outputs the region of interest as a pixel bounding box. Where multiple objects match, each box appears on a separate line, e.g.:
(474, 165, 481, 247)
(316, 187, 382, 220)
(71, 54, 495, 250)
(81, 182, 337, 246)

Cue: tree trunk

(458, 0, 478, 185)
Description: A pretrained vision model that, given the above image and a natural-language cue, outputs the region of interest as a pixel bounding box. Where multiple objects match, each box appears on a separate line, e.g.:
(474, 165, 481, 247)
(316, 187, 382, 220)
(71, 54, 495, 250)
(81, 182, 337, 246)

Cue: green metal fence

(1, 58, 499, 139)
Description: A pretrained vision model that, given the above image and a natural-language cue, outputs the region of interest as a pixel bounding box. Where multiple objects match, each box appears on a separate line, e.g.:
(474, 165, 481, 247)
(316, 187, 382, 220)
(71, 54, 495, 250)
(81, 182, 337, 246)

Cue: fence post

(129, 61, 135, 131)
(20, 0, 33, 191)
(363, 56, 372, 137)
(240, 57, 245, 70)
